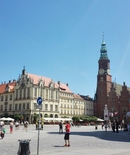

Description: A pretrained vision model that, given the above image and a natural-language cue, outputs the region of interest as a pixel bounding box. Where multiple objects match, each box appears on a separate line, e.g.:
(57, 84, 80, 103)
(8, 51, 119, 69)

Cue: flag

(114, 111, 118, 116)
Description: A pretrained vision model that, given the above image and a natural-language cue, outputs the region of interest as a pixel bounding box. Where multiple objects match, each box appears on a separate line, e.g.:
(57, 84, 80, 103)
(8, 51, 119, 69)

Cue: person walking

(105, 123, 108, 132)
(0, 125, 6, 139)
(127, 123, 130, 134)
(59, 121, 63, 134)
(115, 119, 119, 133)
(10, 121, 14, 134)
(64, 121, 70, 147)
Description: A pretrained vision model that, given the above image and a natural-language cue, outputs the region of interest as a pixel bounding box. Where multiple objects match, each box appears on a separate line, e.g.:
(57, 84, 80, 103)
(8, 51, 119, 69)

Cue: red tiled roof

(28, 73, 52, 86)
(0, 81, 16, 93)
(28, 73, 72, 93)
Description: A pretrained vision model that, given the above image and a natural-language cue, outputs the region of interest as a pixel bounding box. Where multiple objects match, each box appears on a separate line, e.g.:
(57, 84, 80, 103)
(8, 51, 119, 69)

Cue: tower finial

(102, 32, 105, 43)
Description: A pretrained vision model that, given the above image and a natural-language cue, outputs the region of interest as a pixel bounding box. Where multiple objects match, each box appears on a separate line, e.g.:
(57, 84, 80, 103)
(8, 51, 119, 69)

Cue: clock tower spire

(98, 35, 110, 75)
(95, 37, 112, 118)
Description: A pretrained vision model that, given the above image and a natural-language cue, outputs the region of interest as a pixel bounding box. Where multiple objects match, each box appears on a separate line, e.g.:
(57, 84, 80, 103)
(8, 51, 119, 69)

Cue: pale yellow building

(0, 68, 94, 123)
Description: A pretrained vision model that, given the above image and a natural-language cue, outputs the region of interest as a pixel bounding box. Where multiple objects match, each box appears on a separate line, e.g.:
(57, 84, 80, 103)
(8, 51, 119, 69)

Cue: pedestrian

(115, 119, 119, 133)
(105, 123, 108, 132)
(59, 121, 63, 134)
(101, 122, 104, 130)
(15, 121, 19, 130)
(23, 121, 28, 131)
(112, 122, 115, 132)
(10, 121, 14, 134)
(64, 121, 70, 147)
(127, 123, 130, 134)
(0, 125, 6, 139)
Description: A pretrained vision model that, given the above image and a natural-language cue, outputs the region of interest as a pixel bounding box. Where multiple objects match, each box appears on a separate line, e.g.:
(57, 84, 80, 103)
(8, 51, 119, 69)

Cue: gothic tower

(95, 37, 112, 118)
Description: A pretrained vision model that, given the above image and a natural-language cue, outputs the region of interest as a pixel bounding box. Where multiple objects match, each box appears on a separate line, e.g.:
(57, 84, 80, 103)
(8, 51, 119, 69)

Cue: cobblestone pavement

(0, 124, 130, 155)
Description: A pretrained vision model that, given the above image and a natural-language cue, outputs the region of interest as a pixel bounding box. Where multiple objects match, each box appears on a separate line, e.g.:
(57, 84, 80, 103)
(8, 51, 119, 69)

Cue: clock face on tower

(99, 68, 104, 75)
(107, 69, 110, 74)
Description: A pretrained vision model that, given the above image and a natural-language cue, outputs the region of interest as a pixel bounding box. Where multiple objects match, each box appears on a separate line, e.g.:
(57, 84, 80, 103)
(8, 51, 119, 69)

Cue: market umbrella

(97, 118, 104, 122)
(0, 117, 7, 121)
(6, 117, 14, 121)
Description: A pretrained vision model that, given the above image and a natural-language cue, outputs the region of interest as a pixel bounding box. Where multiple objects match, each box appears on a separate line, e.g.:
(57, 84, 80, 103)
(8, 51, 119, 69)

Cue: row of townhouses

(0, 68, 93, 123)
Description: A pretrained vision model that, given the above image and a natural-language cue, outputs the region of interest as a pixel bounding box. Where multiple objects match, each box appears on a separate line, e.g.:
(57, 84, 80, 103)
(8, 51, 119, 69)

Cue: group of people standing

(0, 120, 29, 140)
(101, 119, 121, 133)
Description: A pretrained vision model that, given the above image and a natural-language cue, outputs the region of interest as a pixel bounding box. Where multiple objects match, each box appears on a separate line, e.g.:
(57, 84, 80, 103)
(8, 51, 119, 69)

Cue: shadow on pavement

(47, 130, 130, 143)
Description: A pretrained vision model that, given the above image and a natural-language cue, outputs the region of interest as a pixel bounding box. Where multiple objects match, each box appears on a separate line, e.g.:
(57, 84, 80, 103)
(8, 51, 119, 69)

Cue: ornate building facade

(0, 68, 93, 123)
(94, 38, 130, 122)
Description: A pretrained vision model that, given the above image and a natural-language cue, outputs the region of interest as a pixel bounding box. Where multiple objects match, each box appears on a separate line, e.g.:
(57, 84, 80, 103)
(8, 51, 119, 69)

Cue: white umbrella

(6, 117, 14, 121)
(0, 117, 7, 121)
(97, 118, 104, 122)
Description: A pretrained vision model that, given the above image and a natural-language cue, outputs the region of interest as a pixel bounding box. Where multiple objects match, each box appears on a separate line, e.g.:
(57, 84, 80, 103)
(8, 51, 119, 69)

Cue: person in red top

(64, 121, 70, 147)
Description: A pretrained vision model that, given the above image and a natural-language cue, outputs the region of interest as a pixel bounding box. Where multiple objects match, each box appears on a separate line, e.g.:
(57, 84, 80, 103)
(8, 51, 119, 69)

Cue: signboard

(37, 97, 42, 105)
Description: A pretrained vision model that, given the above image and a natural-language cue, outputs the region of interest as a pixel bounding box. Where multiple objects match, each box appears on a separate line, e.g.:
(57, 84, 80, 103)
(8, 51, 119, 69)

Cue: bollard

(17, 139, 31, 155)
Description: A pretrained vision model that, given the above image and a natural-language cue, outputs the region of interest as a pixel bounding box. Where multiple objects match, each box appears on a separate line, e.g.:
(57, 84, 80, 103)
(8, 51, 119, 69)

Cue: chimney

(66, 83, 68, 87)
(9, 80, 11, 83)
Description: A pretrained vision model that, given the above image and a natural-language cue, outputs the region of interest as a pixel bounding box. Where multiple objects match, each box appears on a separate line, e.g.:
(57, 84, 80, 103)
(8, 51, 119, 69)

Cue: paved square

(0, 124, 130, 155)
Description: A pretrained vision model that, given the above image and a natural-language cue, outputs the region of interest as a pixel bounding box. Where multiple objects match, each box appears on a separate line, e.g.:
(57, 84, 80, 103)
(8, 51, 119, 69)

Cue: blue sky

(0, 0, 130, 98)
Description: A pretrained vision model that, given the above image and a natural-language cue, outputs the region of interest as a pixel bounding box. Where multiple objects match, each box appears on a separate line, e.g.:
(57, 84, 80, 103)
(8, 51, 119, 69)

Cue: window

(1, 105, 3, 111)
(34, 88, 37, 97)
(34, 103, 37, 110)
(1, 96, 3, 101)
(56, 91, 58, 100)
(40, 87, 42, 97)
(51, 90, 53, 99)
(27, 88, 30, 98)
(46, 90, 48, 99)
(20, 88, 22, 99)
(27, 103, 29, 109)
(16, 89, 18, 99)
(15, 104, 17, 110)
(24, 88, 26, 98)
(19, 104, 21, 110)
(50, 105, 53, 111)
(10, 95, 12, 100)
(23, 103, 25, 110)
(9, 104, 12, 110)
(5, 95, 8, 101)
(55, 105, 58, 111)
(45, 104, 48, 111)
(5, 105, 7, 111)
